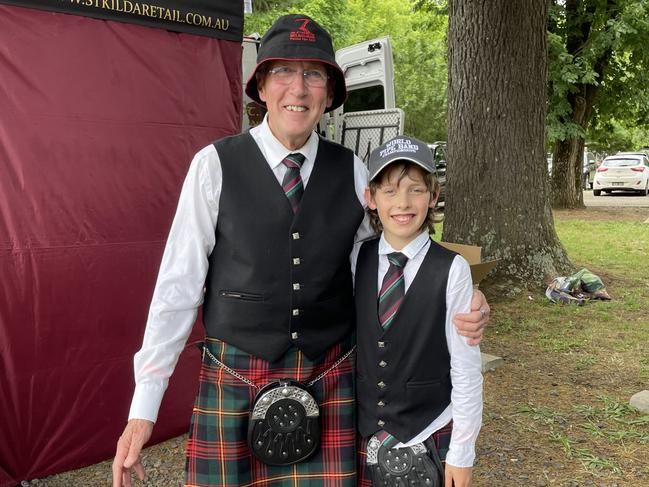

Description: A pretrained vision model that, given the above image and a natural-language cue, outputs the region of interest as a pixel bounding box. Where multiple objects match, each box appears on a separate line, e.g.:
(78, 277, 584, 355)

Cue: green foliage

(245, 0, 449, 143)
(588, 117, 649, 153)
(250, 0, 295, 14)
(346, 0, 448, 141)
(247, 1, 649, 150)
(546, 30, 590, 141)
(547, 0, 649, 151)
(245, 0, 349, 42)
(412, 0, 447, 14)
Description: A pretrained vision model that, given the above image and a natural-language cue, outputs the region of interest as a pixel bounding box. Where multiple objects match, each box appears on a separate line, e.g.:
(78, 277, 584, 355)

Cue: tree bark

(551, 135, 585, 208)
(550, 0, 612, 208)
(445, 0, 571, 287)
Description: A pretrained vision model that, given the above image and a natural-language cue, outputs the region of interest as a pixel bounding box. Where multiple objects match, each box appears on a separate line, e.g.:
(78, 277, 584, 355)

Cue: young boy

(354, 137, 483, 487)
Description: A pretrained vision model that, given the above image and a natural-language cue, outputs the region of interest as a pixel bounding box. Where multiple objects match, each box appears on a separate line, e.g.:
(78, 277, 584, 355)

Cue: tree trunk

(551, 136, 584, 208)
(445, 0, 571, 287)
(550, 0, 612, 208)
(550, 72, 601, 208)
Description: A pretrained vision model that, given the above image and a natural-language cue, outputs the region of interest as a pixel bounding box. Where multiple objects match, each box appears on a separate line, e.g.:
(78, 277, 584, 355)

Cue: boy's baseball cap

(368, 136, 435, 181)
(245, 14, 347, 113)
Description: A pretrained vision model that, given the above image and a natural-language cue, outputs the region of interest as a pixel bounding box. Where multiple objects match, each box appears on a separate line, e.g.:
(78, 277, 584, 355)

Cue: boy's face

(365, 164, 437, 250)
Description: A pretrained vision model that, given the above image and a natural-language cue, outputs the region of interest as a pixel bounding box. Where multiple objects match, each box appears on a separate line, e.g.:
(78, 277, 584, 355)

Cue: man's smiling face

(257, 60, 333, 150)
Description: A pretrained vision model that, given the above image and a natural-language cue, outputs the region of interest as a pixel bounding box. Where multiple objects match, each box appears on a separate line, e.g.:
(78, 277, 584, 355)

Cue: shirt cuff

(445, 443, 476, 468)
(128, 382, 165, 423)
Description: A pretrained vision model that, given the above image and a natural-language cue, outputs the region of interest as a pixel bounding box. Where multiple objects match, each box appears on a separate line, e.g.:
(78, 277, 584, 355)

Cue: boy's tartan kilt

(185, 336, 357, 487)
(356, 421, 453, 487)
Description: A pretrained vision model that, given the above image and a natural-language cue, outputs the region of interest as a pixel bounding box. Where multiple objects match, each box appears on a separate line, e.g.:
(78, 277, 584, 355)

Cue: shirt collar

(257, 115, 319, 169)
(378, 231, 431, 260)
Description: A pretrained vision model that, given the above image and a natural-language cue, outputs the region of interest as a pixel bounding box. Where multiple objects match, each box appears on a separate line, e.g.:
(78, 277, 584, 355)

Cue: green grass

(550, 430, 622, 474)
(554, 219, 649, 281)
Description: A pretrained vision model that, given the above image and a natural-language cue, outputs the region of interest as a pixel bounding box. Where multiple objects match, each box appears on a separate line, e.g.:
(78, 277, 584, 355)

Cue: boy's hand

(445, 464, 473, 487)
(453, 289, 490, 345)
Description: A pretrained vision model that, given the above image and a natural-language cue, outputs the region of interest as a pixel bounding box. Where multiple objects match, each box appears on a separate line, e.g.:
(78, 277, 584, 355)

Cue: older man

(112, 14, 489, 487)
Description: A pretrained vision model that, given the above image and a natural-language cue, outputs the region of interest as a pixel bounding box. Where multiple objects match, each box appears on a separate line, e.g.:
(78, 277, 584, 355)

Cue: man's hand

(445, 464, 473, 487)
(453, 289, 490, 346)
(112, 419, 154, 487)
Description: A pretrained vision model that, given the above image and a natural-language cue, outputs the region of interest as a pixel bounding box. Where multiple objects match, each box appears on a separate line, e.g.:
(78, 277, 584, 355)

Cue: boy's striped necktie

(281, 153, 305, 213)
(378, 252, 408, 330)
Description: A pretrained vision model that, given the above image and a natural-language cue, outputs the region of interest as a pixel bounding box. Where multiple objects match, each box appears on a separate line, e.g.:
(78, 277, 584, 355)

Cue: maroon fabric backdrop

(0, 5, 242, 485)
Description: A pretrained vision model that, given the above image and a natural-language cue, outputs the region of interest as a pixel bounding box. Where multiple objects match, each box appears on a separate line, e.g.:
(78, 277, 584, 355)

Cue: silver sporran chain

(202, 344, 356, 390)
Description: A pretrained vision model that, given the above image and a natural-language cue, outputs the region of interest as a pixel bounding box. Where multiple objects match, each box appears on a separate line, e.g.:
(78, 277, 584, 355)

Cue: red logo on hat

(290, 18, 316, 42)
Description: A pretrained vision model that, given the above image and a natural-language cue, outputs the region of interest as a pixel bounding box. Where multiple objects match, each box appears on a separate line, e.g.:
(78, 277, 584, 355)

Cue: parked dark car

(428, 142, 447, 206)
(583, 151, 597, 189)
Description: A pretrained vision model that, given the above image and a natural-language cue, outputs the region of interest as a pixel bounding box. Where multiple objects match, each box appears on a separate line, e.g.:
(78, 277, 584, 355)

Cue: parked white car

(593, 154, 649, 196)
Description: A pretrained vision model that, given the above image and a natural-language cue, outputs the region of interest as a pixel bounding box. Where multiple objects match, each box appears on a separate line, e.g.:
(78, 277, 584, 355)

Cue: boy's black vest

(355, 238, 456, 442)
(203, 133, 364, 362)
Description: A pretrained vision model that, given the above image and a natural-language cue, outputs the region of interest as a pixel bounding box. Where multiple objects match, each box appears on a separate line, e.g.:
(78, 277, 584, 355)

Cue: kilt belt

(185, 336, 357, 487)
(356, 422, 453, 487)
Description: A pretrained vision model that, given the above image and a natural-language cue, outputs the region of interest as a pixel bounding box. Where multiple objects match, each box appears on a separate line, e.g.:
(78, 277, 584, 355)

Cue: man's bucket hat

(245, 14, 347, 113)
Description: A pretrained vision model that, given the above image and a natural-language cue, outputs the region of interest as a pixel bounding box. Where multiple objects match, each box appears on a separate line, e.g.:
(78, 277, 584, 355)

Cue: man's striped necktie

(281, 153, 305, 213)
(378, 252, 408, 330)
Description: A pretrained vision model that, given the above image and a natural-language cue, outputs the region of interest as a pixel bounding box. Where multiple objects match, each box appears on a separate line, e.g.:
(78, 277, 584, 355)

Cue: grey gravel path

(583, 189, 649, 207)
(20, 435, 187, 487)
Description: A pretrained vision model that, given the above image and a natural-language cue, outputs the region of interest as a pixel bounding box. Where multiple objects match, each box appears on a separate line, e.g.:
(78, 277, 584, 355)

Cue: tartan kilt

(185, 335, 357, 487)
(356, 422, 453, 487)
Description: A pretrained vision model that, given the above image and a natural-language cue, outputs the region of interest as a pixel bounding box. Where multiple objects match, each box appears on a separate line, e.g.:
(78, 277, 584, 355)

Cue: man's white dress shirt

(128, 117, 372, 422)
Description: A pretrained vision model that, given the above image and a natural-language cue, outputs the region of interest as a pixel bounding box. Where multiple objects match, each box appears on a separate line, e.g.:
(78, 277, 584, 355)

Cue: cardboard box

(438, 241, 499, 287)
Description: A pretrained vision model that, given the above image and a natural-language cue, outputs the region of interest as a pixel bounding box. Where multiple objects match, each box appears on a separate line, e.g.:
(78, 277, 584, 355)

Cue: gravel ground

(21, 435, 187, 487)
(582, 189, 649, 208)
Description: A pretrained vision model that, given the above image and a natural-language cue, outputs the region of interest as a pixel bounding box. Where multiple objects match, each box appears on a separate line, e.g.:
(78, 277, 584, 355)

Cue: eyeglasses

(266, 66, 329, 88)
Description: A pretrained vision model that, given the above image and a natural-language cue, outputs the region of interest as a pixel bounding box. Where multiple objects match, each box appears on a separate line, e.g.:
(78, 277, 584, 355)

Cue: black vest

(203, 133, 364, 362)
(355, 238, 456, 442)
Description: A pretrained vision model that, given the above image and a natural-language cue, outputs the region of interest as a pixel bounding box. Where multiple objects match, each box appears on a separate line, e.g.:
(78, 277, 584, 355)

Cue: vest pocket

(405, 376, 451, 415)
(219, 290, 265, 302)
(406, 378, 443, 388)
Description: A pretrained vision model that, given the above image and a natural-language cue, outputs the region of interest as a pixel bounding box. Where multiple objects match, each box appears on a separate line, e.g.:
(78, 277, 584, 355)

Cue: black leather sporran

(247, 378, 321, 466)
(366, 435, 444, 487)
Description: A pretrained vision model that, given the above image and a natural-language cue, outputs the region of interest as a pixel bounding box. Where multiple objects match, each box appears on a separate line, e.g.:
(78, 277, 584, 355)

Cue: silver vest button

(379, 360, 387, 368)
(292, 309, 300, 316)
(293, 283, 301, 291)
(292, 232, 300, 240)
(291, 332, 299, 339)
(293, 257, 301, 265)
(377, 419, 385, 427)
(377, 381, 386, 389)
(378, 400, 386, 407)
(377, 341, 385, 348)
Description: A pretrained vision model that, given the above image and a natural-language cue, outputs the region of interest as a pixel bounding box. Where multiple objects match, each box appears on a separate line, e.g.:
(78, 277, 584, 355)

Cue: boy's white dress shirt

(357, 231, 483, 468)
(128, 116, 373, 423)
